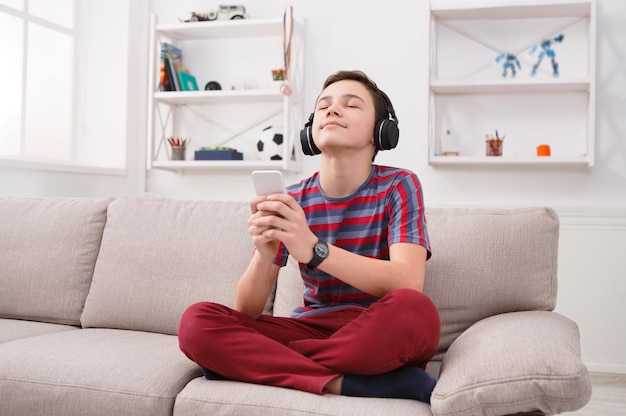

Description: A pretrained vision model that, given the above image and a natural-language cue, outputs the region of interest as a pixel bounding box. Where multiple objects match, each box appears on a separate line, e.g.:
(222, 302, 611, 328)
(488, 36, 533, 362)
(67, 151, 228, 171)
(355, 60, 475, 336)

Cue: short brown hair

(322, 70, 389, 123)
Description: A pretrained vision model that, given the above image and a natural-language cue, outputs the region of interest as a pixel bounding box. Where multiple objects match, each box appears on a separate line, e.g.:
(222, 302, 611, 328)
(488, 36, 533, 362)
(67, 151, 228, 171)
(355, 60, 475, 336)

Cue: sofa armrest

(430, 311, 591, 416)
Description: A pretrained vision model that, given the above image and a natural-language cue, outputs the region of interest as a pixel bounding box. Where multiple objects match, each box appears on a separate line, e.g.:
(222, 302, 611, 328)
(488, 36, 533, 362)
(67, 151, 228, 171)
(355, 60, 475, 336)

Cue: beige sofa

(0, 196, 591, 416)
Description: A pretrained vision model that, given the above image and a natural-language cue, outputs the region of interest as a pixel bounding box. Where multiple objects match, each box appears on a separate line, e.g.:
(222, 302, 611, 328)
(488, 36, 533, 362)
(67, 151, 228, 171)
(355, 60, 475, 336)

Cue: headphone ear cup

(300, 113, 321, 156)
(374, 119, 400, 151)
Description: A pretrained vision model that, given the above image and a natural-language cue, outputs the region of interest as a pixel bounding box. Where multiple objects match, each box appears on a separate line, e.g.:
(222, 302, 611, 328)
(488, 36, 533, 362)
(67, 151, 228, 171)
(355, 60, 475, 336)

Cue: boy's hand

(253, 193, 318, 265)
(248, 194, 282, 259)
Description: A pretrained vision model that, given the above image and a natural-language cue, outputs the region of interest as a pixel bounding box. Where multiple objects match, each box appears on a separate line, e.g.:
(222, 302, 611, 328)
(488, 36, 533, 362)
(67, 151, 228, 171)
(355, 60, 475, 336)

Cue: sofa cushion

(0, 328, 201, 416)
(0, 318, 78, 344)
(81, 198, 253, 335)
(0, 197, 111, 326)
(273, 255, 305, 317)
(174, 377, 433, 416)
(431, 311, 592, 416)
(422, 207, 559, 357)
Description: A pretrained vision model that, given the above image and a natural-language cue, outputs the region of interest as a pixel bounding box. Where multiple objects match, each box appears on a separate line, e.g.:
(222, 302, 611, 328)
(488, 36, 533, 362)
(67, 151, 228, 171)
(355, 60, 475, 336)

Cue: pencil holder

(170, 146, 186, 161)
(485, 139, 503, 156)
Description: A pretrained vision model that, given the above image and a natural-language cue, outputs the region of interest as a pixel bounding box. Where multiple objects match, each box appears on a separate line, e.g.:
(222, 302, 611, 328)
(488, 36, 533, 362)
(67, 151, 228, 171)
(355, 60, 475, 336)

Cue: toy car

(183, 5, 248, 22)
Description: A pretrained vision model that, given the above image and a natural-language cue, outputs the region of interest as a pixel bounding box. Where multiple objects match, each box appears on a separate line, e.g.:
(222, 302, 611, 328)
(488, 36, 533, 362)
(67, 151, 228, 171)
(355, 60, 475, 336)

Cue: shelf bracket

(155, 104, 173, 160)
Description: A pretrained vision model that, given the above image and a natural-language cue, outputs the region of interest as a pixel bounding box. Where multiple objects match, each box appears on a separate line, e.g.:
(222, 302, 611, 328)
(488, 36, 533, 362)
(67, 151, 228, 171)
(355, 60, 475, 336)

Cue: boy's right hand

(248, 195, 282, 258)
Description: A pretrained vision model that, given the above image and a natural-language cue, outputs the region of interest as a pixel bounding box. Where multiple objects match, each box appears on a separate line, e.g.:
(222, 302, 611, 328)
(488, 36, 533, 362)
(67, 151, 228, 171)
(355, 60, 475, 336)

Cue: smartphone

(252, 170, 285, 196)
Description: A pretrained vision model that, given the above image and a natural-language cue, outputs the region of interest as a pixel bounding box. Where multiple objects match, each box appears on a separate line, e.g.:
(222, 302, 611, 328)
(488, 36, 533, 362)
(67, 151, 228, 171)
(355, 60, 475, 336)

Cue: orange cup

(537, 145, 551, 157)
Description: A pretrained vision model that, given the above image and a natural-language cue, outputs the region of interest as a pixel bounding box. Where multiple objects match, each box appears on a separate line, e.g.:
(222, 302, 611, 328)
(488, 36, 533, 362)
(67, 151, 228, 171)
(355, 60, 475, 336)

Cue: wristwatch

(305, 239, 329, 269)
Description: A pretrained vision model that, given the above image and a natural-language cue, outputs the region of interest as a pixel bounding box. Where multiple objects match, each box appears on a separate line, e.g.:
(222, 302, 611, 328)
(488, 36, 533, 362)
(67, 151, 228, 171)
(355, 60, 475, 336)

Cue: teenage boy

(178, 70, 440, 403)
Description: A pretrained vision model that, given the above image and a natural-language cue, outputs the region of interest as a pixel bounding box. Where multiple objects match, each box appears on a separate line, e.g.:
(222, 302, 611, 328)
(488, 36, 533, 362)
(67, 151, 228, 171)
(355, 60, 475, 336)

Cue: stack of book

(159, 43, 198, 91)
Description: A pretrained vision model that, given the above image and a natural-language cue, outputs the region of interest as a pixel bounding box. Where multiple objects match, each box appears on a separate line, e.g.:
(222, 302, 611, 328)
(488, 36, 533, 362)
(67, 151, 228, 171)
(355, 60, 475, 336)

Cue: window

(0, 0, 76, 164)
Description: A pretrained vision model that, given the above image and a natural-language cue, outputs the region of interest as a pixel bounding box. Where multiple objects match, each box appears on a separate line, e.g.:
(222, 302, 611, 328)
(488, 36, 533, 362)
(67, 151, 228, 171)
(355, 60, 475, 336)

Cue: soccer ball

(256, 125, 284, 161)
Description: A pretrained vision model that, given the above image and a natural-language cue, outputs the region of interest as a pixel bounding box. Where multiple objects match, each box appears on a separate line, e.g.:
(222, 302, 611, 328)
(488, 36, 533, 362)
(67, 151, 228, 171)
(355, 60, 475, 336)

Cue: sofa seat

(174, 377, 433, 416)
(0, 318, 79, 344)
(0, 328, 201, 416)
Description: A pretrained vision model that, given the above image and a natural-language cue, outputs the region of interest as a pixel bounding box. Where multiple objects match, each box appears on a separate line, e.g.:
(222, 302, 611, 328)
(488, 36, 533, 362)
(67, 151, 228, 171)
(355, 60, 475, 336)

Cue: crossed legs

(178, 288, 440, 399)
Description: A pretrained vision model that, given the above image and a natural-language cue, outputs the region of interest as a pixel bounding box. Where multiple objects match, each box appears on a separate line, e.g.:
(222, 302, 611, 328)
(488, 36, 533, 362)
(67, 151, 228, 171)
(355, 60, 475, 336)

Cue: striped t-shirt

(276, 165, 431, 318)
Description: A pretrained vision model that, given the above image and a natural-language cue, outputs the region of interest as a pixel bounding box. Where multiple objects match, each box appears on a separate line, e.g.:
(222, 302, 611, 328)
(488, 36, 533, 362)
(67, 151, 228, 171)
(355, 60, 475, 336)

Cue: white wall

(0, 0, 624, 372)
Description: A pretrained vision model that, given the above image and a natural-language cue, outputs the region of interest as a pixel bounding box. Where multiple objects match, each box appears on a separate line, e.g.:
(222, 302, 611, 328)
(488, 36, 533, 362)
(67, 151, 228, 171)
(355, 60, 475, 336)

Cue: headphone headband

(379, 90, 398, 125)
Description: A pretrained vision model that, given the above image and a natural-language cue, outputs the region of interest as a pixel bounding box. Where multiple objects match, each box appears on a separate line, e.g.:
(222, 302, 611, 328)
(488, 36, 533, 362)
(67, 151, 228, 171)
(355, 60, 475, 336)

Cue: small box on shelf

(194, 148, 243, 161)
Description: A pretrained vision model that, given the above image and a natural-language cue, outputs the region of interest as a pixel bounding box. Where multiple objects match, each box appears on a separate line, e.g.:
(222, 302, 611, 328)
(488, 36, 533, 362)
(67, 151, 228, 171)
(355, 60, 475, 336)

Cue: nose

(326, 104, 341, 117)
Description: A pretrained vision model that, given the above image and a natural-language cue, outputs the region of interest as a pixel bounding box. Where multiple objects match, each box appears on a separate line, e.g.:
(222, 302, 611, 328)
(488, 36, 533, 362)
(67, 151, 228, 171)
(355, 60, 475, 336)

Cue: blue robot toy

(529, 33, 564, 77)
(495, 52, 521, 78)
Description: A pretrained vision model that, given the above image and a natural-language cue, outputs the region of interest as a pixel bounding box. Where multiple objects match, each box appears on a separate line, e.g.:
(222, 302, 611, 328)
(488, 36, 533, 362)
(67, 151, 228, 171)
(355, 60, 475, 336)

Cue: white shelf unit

(146, 15, 305, 172)
(428, 0, 596, 167)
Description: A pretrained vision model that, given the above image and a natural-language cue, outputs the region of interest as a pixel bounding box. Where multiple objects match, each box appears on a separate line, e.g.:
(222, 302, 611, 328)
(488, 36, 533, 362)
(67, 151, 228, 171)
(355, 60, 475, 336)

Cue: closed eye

(346, 98, 363, 108)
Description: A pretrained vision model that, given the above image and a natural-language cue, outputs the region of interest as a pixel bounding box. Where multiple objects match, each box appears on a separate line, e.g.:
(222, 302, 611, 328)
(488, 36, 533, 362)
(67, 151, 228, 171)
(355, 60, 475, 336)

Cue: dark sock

(201, 368, 228, 380)
(341, 367, 436, 403)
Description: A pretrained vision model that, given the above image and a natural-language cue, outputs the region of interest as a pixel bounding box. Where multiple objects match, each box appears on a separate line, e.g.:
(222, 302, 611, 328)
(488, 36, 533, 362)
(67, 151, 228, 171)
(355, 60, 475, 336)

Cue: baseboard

(556, 207, 626, 230)
(585, 361, 626, 375)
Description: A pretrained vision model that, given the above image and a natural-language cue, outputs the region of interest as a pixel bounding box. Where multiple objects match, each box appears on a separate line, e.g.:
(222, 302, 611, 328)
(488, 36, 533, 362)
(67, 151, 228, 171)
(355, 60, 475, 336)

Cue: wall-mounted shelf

(153, 90, 284, 105)
(429, 155, 591, 166)
(430, 78, 591, 94)
(155, 18, 288, 40)
(428, 0, 596, 167)
(430, 2, 592, 20)
(146, 14, 305, 172)
(151, 159, 288, 172)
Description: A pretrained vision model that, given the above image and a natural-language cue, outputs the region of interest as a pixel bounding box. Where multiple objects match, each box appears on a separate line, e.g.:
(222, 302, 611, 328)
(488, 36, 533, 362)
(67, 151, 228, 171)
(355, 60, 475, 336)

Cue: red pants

(178, 288, 440, 395)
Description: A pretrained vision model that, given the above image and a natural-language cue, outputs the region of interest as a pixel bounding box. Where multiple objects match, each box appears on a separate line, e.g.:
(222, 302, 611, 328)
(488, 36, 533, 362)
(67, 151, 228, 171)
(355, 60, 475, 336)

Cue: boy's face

(312, 80, 376, 157)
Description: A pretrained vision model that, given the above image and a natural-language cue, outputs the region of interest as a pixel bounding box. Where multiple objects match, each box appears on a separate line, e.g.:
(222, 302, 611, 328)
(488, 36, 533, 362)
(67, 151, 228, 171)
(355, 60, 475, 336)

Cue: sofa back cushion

(272, 207, 559, 357)
(273, 255, 305, 318)
(81, 198, 253, 335)
(0, 197, 111, 326)
(423, 207, 559, 357)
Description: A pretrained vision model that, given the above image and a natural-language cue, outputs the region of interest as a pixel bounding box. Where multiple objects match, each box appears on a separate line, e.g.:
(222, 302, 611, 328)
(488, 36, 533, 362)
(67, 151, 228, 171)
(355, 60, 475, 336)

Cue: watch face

(315, 242, 329, 258)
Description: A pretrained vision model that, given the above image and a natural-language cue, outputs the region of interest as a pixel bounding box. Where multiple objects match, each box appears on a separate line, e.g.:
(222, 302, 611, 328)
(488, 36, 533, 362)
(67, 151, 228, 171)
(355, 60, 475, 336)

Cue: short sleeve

(387, 172, 431, 259)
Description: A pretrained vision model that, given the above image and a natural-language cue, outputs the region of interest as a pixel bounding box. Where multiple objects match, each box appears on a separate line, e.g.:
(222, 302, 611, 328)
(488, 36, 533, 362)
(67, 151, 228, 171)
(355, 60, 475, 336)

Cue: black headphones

(299, 90, 399, 156)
